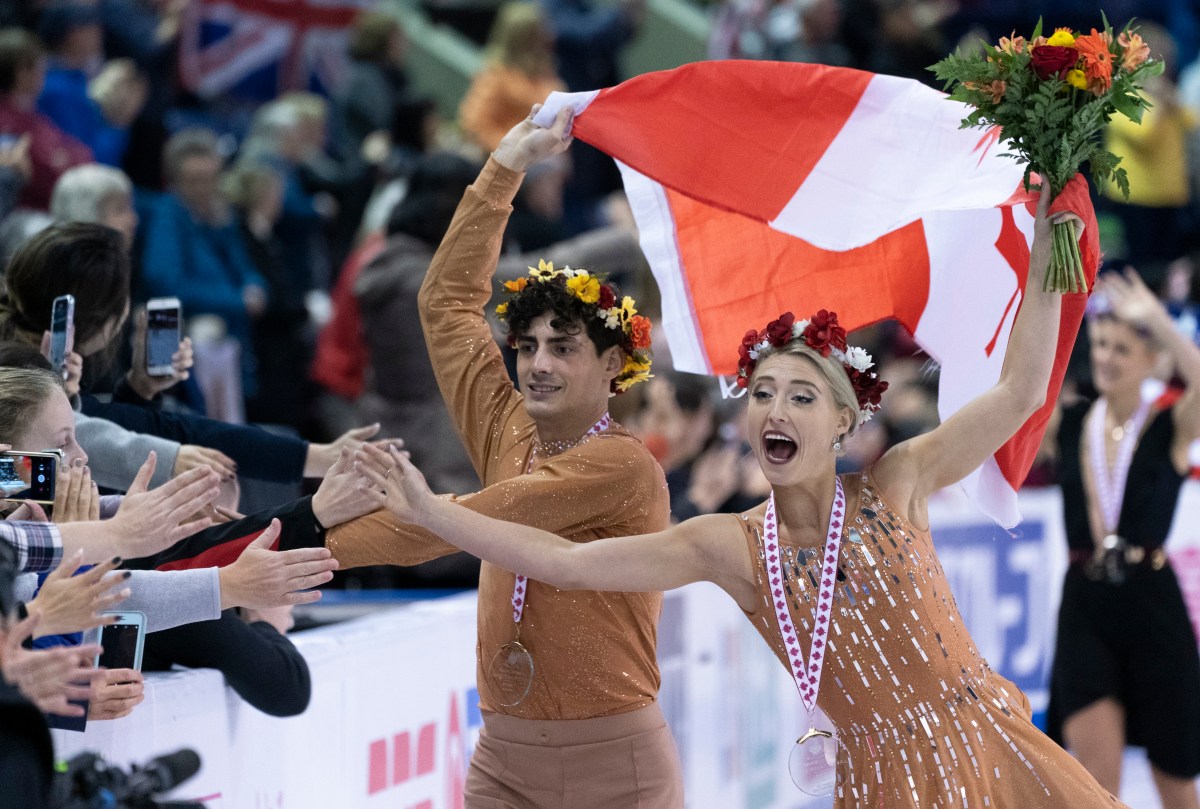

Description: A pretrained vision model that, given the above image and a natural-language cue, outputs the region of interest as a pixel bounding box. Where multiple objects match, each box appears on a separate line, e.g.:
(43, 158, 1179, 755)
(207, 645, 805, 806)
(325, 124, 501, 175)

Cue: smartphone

(49, 294, 75, 375)
(145, 297, 182, 377)
(0, 449, 60, 504)
(95, 611, 146, 671)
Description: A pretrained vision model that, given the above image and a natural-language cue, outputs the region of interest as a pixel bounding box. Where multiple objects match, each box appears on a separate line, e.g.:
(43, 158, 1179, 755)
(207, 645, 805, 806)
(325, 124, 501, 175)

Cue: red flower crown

(735, 310, 888, 422)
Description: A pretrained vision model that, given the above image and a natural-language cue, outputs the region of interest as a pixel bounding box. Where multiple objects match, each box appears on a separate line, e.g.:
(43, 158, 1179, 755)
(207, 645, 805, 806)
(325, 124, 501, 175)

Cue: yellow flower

(619, 296, 637, 322)
(622, 355, 652, 375)
(566, 274, 601, 303)
(1046, 28, 1076, 47)
(504, 277, 529, 293)
(615, 369, 653, 393)
(529, 259, 559, 281)
(1066, 69, 1089, 90)
(495, 302, 508, 317)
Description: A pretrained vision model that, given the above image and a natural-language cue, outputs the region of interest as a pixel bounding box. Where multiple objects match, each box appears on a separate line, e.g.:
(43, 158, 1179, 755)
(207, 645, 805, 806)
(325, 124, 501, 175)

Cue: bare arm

(355, 444, 756, 603)
(874, 187, 1064, 512)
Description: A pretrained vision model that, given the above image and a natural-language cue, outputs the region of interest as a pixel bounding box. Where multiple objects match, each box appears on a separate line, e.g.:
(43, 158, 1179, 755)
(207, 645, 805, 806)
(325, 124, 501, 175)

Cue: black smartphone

(0, 450, 59, 504)
(145, 297, 182, 377)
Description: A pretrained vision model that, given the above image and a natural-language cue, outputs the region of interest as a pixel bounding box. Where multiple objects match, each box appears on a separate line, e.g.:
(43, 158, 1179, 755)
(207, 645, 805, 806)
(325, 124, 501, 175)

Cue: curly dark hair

(503, 279, 625, 356)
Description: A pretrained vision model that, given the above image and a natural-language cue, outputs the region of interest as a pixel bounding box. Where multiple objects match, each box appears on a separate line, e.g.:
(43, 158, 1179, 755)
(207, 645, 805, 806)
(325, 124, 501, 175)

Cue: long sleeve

(74, 412, 178, 491)
(0, 521, 62, 573)
(14, 567, 219, 633)
(81, 397, 308, 484)
(327, 431, 664, 568)
(141, 610, 311, 717)
(417, 158, 535, 482)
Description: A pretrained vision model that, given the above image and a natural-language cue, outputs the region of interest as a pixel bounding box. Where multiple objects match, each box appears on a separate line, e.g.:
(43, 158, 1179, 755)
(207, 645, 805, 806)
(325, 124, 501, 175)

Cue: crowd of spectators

(0, 0, 1198, 803)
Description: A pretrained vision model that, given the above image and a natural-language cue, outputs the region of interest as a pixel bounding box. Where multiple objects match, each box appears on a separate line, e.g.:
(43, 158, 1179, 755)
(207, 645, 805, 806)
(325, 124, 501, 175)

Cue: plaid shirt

(1, 521, 63, 573)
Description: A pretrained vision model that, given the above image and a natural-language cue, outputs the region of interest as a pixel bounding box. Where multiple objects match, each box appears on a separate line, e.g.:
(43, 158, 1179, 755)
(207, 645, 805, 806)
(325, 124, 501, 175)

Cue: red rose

(849, 369, 889, 410)
(1030, 45, 1079, 79)
(802, 310, 848, 357)
(764, 312, 796, 346)
(736, 374, 749, 389)
(598, 285, 616, 310)
(738, 329, 760, 375)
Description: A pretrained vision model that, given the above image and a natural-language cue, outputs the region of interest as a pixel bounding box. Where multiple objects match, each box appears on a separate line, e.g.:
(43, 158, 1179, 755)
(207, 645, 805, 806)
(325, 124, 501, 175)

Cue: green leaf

(1110, 90, 1141, 121)
(1031, 17, 1043, 41)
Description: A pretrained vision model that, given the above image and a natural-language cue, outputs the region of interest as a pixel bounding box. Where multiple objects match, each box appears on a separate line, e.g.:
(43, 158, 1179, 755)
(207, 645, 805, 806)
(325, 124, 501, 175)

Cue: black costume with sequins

(1049, 400, 1200, 778)
(739, 469, 1127, 807)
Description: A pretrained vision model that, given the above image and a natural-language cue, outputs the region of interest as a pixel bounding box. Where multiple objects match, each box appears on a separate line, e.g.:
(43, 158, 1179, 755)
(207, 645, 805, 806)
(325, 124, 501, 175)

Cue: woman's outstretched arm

(355, 445, 756, 603)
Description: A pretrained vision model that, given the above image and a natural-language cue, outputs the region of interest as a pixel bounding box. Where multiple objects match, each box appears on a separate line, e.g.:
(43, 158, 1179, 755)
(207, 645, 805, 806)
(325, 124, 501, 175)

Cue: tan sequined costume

(327, 159, 682, 808)
(739, 470, 1127, 808)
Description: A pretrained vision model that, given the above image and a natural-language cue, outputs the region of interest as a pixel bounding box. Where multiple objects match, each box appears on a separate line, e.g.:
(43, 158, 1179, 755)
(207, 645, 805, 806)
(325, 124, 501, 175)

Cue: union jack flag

(178, 0, 374, 101)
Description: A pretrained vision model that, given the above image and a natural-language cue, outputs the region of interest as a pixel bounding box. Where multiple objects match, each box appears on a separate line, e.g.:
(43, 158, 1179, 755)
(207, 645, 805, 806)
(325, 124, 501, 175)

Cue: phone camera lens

(36, 474, 45, 484)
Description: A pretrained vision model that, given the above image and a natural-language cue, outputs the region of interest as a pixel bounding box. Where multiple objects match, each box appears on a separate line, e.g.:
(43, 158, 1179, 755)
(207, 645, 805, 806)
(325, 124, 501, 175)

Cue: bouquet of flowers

(930, 17, 1163, 293)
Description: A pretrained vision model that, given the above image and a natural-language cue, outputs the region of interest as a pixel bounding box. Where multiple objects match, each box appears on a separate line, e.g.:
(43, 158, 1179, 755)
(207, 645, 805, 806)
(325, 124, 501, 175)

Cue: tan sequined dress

(739, 469, 1127, 808)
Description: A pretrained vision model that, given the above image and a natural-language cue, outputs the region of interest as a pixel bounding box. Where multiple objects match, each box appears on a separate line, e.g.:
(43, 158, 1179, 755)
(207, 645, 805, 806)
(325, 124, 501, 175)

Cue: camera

(52, 749, 203, 809)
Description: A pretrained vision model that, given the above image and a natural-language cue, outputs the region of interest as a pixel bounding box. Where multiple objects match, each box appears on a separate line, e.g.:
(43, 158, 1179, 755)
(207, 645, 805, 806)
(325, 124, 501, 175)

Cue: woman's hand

(312, 447, 384, 528)
(173, 444, 236, 480)
(0, 614, 102, 716)
(105, 452, 221, 558)
(53, 460, 100, 523)
(218, 519, 337, 610)
(87, 668, 144, 720)
(39, 331, 82, 398)
(303, 424, 386, 478)
(1097, 267, 1169, 330)
(24, 552, 130, 638)
(354, 443, 436, 526)
(127, 309, 194, 401)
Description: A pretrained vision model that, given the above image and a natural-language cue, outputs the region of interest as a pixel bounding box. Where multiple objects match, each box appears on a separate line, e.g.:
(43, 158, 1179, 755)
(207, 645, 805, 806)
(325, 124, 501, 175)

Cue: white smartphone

(95, 611, 146, 671)
(0, 449, 61, 504)
(145, 297, 182, 377)
(49, 294, 74, 375)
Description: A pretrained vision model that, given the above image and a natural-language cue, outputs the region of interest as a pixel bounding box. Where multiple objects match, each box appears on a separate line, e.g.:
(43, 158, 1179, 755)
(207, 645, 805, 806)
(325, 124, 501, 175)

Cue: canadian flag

(533, 60, 1099, 528)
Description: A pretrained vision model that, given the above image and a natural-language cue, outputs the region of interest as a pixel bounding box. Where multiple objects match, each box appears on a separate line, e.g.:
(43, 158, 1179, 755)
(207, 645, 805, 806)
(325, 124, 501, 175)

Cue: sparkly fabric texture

(739, 469, 1126, 808)
(327, 159, 670, 721)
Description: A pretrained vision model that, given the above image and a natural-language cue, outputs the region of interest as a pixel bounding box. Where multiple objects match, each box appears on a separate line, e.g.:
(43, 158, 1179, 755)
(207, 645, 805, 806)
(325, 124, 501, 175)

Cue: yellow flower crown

(496, 260, 653, 393)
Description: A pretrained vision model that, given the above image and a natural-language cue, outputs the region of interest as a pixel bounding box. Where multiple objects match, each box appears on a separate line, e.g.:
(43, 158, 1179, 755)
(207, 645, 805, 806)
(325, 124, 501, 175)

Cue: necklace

(532, 413, 613, 458)
(1108, 410, 1135, 442)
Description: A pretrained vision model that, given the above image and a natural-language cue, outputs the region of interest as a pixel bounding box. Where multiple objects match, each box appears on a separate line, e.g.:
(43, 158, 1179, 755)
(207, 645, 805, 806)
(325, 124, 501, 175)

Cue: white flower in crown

(604, 312, 622, 329)
(844, 346, 873, 372)
(791, 319, 810, 338)
(562, 266, 578, 278)
(829, 346, 847, 364)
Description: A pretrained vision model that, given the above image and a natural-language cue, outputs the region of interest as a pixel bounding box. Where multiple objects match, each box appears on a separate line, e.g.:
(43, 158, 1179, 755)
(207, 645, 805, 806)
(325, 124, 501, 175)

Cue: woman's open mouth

(762, 431, 798, 464)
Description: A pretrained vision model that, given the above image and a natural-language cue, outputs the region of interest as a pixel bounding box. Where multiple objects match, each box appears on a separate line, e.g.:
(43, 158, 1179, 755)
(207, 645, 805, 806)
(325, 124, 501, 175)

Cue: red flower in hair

(802, 310, 847, 357)
(848, 369, 889, 411)
(597, 285, 616, 310)
(764, 312, 796, 346)
(630, 315, 652, 350)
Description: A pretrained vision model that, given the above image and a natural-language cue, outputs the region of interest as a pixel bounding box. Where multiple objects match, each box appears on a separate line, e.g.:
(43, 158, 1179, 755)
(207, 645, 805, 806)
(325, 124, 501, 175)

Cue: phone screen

(49, 297, 72, 370)
(0, 453, 55, 502)
(98, 623, 142, 670)
(146, 306, 180, 371)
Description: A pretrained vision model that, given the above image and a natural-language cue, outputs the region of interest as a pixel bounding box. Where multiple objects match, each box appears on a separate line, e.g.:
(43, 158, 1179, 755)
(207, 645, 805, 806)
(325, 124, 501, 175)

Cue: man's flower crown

(495, 260, 653, 393)
(736, 310, 888, 422)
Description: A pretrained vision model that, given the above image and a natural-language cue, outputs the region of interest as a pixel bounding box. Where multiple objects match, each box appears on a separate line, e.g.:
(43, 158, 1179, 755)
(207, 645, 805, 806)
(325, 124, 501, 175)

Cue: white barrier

(52, 485, 1200, 809)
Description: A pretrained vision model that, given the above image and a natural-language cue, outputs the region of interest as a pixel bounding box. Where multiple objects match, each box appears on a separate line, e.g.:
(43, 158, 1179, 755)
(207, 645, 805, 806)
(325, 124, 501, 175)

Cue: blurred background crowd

(0, 0, 1197, 595)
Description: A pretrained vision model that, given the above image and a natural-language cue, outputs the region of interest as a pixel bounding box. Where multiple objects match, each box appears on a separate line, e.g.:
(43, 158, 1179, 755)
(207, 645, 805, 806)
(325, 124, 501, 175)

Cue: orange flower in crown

(495, 260, 653, 394)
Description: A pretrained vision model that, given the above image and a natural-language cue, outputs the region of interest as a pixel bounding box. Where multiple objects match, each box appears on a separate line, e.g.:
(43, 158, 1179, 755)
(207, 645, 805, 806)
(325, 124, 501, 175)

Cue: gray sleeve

(74, 412, 180, 491)
(122, 568, 222, 633)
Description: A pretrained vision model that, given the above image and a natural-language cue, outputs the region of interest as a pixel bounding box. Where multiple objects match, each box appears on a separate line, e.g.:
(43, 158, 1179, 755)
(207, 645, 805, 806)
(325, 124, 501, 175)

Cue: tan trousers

(465, 703, 684, 809)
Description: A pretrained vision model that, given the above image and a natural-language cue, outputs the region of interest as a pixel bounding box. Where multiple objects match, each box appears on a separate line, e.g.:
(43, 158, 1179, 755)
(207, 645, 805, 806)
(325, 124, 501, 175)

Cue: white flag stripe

(615, 160, 712, 374)
(771, 75, 1026, 251)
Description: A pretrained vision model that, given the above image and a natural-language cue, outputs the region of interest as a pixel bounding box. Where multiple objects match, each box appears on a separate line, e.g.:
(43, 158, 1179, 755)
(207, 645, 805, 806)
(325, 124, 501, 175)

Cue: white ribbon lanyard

(511, 412, 612, 623)
(764, 477, 846, 717)
(1087, 398, 1151, 534)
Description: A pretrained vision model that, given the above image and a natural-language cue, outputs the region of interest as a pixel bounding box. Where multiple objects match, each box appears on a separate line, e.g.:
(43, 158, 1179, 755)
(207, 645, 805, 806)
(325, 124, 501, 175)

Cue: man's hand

(104, 453, 221, 559)
(25, 552, 130, 638)
(87, 668, 144, 721)
(52, 460, 101, 523)
(493, 105, 574, 174)
(218, 519, 337, 610)
(0, 614, 102, 716)
(354, 443, 437, 527)
(312, 447, 383, 528)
